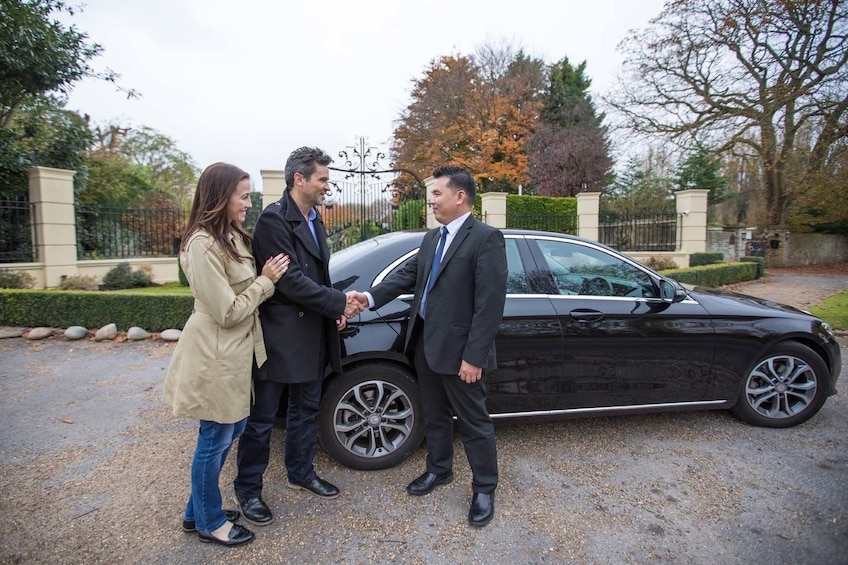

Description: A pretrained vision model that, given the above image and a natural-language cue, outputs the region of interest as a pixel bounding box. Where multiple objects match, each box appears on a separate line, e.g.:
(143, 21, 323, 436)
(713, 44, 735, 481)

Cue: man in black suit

(234, 146, 361, 526)
(350, 165, 507, 527)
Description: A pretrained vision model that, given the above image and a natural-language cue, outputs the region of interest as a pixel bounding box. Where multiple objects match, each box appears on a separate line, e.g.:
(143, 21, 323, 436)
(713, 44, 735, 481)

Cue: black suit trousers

(412, 318, 498, 493)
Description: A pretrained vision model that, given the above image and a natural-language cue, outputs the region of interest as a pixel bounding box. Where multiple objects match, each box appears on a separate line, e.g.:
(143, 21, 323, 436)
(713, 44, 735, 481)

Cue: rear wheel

(731, 341, 830, 428)
(319, 363, 424, 470)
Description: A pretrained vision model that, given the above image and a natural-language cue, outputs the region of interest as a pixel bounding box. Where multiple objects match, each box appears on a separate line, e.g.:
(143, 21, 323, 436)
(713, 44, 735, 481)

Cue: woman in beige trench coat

(163, 163, 289, 547)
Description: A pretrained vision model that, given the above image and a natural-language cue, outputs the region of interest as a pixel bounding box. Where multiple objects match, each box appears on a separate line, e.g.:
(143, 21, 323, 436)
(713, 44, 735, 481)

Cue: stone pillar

(576, 192, 601, 242)
(260, 170, 286, 210)
(425, 176, 437, 229)
(676, 189, 710, 255)
(481, 192, 507, 228)
(28, 167, 78, 288)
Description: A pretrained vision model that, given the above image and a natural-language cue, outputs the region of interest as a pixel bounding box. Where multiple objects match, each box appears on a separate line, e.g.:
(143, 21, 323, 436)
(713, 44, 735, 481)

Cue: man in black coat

(350, 166, 508, 527)
(234, 146, 360, 526)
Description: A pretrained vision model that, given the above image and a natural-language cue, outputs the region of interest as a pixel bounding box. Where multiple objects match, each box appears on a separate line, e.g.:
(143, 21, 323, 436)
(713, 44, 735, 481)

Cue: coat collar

(281, 190, 328, 261)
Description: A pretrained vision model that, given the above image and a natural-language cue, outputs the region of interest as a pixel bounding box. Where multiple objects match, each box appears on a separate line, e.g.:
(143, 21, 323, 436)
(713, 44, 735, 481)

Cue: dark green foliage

(506, 194, 577, 233)
(689, 252, 724, 267)
(675, 143, 728, 205)
(0, 289, 192, 331)
(99, 262, 153, 290)
(739, 256, 766, 278)
(662, 262, 759, 287)
(393, 198, 426, 230)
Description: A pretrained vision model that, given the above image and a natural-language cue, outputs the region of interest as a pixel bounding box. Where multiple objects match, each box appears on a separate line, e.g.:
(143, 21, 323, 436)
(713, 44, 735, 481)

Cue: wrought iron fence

(76, 204, 187, 260)
(598, 212, 680, 252)
(506, 213, 577, 235)
(0, 195, 36, 263)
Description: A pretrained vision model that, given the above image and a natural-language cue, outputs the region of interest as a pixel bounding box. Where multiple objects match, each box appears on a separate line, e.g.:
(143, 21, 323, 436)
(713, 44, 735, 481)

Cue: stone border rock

(0, 325, 182, 342)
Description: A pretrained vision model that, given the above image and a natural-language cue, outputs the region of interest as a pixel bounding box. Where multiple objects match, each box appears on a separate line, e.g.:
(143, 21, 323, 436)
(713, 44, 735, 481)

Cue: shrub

(689, 252, 725, 267)
(100, 262, 154, 290)
(663, 262, 759, 287)
(59, 274, 100, 291)
(0, 270, 36, 289)
(0, 290, 193, 331)
(643, 256, 678, 271)
(739, 256, 766, 278)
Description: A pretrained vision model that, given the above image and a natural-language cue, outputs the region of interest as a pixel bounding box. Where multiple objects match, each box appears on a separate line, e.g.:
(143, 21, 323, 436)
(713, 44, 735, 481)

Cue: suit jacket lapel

(430, 215, 474, 287)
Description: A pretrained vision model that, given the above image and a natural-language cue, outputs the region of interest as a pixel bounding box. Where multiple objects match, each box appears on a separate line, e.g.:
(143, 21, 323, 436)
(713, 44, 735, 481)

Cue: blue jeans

(184, 418, 246, 533)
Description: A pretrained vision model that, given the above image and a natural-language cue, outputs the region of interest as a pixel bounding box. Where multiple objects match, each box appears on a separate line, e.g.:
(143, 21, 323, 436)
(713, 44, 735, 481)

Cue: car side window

(535, 240, 656, 298)
(505, 238, 530, 294)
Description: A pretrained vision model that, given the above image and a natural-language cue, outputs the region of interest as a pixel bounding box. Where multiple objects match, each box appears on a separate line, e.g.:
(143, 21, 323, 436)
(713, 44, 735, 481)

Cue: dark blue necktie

(422, 226, 447, 318)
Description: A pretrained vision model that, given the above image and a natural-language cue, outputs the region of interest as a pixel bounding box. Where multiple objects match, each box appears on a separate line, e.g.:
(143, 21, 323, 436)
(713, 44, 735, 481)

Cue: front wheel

(319, 363, 424, 470)
(731, 341, 831, 428)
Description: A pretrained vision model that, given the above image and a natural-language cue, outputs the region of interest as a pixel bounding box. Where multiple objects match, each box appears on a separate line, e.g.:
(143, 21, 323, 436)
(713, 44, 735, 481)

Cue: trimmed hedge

(662, 261, 759, 287)
(689, 252, 725, 267)
(739, 256, 766, 278)
(0, 290, 193, 331)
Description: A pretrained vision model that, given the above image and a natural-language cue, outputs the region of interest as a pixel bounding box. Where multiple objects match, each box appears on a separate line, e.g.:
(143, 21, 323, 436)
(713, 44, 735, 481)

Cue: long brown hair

(182, 162, 253, 262)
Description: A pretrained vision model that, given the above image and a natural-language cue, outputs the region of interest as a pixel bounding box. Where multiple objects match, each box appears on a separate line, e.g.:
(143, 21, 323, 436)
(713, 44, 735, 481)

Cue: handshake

(343, 291, 369, 318)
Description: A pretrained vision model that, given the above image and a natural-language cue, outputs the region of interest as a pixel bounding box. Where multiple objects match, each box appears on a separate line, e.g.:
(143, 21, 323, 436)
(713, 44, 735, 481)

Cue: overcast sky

(61, 0, 666, 191)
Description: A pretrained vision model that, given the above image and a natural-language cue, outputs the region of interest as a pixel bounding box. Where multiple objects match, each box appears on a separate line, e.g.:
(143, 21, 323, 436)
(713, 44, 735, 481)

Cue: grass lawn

(809, 290, 848, 331)
(111, 282, 191, 295)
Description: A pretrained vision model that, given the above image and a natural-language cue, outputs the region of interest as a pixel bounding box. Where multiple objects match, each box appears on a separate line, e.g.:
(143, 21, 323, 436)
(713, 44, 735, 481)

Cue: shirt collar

(442, 211, 471, 236)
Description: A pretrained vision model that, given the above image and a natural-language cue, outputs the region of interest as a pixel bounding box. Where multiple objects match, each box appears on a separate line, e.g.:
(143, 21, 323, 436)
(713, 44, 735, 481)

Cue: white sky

(61, 0, 667, 192)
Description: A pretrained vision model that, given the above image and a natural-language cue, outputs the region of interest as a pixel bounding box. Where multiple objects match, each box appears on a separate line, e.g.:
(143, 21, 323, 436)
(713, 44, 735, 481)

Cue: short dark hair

(433, 165, 476, 200)
(285, 146, 333, 189)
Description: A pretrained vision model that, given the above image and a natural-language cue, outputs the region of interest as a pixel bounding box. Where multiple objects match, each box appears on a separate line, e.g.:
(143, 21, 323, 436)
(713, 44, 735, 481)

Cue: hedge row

(662, 261, 760, 287)
(0, 290, 193, 331)
(689, 252, 725, 267)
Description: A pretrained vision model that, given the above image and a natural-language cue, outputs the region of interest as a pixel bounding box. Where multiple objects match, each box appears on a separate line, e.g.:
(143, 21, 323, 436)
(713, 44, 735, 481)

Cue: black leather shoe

(406, 470, 453, 496)
(235, 495, 273, 526)
(182, 510, 240, 532)
(197, 523, 255, 547)
(287, 476, 340, 499)
(468, 492, 494, 527)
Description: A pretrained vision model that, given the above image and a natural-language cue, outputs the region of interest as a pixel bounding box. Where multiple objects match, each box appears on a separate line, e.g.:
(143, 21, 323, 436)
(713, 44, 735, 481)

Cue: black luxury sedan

(318, 229, 842, 470)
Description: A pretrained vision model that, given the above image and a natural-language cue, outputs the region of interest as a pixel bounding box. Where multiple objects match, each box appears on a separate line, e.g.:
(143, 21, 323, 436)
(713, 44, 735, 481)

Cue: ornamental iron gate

(322, 137, 426, 253)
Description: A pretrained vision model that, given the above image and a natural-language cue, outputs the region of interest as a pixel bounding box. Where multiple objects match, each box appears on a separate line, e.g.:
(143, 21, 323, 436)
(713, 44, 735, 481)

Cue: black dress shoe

(287, 476, 340, 499)
(468, 492, 494, 527)
(235, 495, 273, 526)
(182, 510, 240, 532)
(197, 523, 255, 547)
(406, 470, 453, 496)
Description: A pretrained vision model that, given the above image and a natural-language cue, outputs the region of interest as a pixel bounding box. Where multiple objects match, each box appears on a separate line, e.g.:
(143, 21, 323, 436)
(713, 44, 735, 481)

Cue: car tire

(731, 341, 831, 428)
(319, 363, 424, 470)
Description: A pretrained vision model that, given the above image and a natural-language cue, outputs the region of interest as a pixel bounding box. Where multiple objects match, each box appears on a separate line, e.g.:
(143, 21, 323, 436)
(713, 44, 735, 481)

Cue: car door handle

(569, 309, 604, 322)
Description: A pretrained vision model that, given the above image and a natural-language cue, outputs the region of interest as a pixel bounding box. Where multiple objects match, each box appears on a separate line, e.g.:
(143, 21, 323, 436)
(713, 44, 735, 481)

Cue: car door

(484, 235, 564, 414)
(527, 236, 715, 409)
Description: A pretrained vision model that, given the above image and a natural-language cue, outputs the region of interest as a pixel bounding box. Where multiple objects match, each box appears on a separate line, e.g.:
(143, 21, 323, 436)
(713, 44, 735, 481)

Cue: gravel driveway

(1, 267, 846, 565)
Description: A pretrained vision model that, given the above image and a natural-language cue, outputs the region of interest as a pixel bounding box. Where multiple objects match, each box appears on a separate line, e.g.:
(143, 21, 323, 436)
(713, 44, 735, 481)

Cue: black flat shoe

(235, 495, 273, 526)
(406, 470, 453, 496)
(182, 510, 240, 533)
(287, 476, 340, 499)
(197, 523, 255, 547)
(468, 492, 494, 527)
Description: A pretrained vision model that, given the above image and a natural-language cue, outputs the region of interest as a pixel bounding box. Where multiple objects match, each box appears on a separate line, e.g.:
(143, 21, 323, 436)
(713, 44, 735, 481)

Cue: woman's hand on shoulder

(261, 253, 290, 283)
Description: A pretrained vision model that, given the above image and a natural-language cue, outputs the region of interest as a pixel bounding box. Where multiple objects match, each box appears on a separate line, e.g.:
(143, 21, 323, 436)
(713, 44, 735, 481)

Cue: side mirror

(659, 279, 687, 303)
